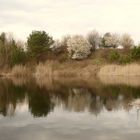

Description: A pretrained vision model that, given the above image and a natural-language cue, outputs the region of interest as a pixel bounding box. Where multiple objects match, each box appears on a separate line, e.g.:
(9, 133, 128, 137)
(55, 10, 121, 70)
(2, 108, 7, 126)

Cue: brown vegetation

(98, 76, 140, 87)
(9, 65, 32, 77)
(35, 60, 99, 79)
(98, 64, 140, 76)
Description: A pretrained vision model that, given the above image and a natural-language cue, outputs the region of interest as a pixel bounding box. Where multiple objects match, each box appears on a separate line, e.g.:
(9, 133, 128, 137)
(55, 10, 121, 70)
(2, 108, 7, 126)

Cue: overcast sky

(0, 0, 140, 42)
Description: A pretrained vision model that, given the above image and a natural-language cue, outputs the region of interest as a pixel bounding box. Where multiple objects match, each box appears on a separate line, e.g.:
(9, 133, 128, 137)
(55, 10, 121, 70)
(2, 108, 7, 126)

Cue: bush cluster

(109, 50, 120, 62)
(108, 47, 140, 64)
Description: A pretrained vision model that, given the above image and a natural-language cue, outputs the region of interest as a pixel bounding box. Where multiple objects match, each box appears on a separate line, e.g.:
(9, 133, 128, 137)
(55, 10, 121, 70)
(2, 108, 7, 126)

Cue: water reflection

(0, 77, 140, 117)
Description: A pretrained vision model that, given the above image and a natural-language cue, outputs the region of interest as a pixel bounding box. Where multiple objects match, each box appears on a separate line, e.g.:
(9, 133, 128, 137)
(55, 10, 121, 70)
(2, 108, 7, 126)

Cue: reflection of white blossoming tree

(67, 35, 92, 59)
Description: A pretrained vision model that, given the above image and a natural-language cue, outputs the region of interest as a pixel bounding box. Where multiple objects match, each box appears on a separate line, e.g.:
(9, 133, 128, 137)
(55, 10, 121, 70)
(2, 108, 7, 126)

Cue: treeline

(0, 30, 140, 67)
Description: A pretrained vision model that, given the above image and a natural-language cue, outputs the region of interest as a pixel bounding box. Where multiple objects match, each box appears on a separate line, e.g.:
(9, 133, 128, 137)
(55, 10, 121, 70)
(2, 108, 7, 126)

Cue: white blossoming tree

(67, 35, 92, 59)
(103, 33, 120, 48)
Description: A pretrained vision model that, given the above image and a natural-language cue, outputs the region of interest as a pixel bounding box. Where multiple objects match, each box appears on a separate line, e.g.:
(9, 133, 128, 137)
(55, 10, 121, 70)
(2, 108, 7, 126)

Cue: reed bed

(98, 76, 140, 87)
(98, 64, 140, 76)
(9, 65, 32, 77)
(34, 60, 99, 80)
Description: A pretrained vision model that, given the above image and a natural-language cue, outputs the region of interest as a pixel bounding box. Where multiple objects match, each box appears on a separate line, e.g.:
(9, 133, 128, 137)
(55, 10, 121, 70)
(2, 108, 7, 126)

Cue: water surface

(0, 77, 140, 140)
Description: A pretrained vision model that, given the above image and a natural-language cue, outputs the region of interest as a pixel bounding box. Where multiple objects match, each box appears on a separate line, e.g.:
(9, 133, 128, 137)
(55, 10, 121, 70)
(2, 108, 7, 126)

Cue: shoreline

(1, 62, 140, 79)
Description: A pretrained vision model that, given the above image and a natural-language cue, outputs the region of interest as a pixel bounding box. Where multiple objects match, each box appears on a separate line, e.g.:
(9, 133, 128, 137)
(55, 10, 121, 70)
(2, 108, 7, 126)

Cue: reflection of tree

(89, 96, 104, 116)
(28, 88, 54, 117)
(66, 88, 91, 112)
(50, 85, 140, 116)
(0, 79, 54, 117)
(0, 78, 140, 117)
(0, 80, 26, 116)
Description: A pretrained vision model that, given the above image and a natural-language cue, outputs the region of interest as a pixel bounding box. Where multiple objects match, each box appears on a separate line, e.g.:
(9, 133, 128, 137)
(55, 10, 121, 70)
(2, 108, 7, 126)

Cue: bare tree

(61, 35, 71, 47)
(50, 39, 61, 51)
(87, 30, 101, 50)
(121, 34, 134, 49)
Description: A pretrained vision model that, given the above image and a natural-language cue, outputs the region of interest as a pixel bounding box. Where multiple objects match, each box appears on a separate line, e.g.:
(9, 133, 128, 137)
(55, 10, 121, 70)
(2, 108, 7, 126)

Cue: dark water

(0, 78, 140, 140)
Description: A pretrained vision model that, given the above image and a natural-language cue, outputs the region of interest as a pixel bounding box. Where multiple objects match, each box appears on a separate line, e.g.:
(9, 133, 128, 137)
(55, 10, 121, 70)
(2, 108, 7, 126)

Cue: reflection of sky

(0, 103, 140, 140)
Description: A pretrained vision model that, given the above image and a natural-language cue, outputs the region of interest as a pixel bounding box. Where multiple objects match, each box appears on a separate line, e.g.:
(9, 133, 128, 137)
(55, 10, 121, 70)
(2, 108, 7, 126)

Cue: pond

(0, 77, 140, 140)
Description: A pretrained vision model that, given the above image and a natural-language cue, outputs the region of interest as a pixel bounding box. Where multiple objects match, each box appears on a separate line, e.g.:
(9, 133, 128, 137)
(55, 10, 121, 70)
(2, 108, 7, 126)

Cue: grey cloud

(0, 0, 140, 42)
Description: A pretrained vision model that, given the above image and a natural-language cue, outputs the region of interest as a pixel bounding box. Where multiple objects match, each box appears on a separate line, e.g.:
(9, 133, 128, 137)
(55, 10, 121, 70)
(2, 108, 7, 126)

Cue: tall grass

(35, 62, 53, 77)
(35, 61, 54, 89)
(9, 65, 31, 77)
(98, 76, 140, 87)
(34, 60, 99, 79)
(98, 64, 140, 76)
(34, 60, 100, 88)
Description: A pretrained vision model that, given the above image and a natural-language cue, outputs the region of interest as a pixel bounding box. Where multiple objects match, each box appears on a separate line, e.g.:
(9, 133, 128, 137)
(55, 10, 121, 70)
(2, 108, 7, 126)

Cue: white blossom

(104, 33, 120, 48)
(67, 35, 92, 59)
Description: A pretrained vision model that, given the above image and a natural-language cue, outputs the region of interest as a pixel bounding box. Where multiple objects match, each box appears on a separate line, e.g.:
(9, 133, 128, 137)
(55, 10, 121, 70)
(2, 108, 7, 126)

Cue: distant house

(117, 45, 123, 49)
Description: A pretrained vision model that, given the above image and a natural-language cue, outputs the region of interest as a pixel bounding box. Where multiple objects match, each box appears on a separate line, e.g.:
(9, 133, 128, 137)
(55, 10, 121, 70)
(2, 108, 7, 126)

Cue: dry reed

(98, 64, 140, 76)
(34, 60, 99, 80)
(98, 76, 140, 87)
(9, 65, 31, 77)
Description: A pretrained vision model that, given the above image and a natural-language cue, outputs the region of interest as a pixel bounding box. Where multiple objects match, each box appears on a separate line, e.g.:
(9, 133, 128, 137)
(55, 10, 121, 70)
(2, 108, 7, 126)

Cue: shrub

(109, 50, 120, 62)
(119, 55, 132, 64)
(67, 35, 92, 59)
(109, 50, 132, 64)
(11, 47, 26, 66)
(27, 31, 54, 60)
(131, 46, 140, 60)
